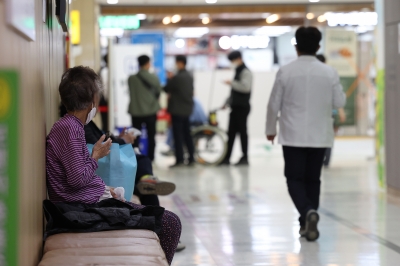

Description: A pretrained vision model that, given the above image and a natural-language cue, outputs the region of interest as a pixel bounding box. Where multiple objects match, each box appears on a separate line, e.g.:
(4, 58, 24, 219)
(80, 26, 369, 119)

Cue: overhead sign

(132, 33, 166, 85)
(325, 29, 358, 77)
(99, 16, 140, 30)
(0, 70, 19, 266)
(325, 28, 358, 126)
(5, 0, 36, 41)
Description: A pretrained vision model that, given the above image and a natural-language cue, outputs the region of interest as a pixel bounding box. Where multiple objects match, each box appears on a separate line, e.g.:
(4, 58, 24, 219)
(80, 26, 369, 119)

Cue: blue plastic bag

(87, 143, 137, 200)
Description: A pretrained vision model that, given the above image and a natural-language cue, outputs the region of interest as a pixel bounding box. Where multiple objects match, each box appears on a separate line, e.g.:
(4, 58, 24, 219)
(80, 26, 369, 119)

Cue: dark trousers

(225, 106, 251, 161)
(134, 154, 159, 206)
(131, 114, 157, 161)
(282, 146, 326, 226)
(171, 115, 194, 163)
(324, 148, 332, 166)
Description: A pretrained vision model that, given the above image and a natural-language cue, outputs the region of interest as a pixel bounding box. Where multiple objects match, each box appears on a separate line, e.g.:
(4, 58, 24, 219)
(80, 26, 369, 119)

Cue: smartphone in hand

(105, 131, 111, 141)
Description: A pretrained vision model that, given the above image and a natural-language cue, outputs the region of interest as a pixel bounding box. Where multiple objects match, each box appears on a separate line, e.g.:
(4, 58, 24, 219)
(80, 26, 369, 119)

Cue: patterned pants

(126, 202, 182, 265)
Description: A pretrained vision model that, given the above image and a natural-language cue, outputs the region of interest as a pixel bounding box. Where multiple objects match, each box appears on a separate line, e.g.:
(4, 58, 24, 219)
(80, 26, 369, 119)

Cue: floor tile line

(319, 208, 400, 254)
(172, 195, 235, 266)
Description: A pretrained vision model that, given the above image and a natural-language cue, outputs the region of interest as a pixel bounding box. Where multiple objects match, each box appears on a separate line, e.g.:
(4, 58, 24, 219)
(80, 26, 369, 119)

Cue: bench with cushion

(39, 196, 168, 266)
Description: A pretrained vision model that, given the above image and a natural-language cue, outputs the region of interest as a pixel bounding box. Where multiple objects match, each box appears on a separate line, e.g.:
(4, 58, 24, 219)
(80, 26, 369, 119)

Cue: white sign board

(6, 0, 36, 41)
(111, 44, 153, 129)
(325, 29, 358, 77)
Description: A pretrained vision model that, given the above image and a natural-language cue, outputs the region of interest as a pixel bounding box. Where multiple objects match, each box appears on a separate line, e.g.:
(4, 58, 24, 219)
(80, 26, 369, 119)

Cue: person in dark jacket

(84, 121, 176, 205)
(220, 51, 253, 166)
(59, 105, 176, 205)
(164, 55, 195, 168)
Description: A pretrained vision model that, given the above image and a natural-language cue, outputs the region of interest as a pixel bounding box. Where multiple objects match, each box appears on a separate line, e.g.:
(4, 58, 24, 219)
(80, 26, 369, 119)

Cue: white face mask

(85, 104, 97, 125)
(230, 61, 240, 69)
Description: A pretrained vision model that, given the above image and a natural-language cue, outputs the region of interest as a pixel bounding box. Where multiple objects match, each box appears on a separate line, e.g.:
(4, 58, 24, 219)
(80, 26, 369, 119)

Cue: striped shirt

(46, 114, 105, 204)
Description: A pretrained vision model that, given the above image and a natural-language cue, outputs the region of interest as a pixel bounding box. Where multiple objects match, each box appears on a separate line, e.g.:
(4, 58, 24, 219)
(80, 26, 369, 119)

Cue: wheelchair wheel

(191, 125, 228, 166)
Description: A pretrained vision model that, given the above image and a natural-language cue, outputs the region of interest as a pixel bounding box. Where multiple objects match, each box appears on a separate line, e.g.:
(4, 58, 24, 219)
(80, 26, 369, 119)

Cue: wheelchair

(191, 109, 228, 166)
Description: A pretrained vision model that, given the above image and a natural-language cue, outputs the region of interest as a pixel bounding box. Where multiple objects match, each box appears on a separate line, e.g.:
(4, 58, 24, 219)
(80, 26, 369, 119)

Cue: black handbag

(137, 73, 160, 99)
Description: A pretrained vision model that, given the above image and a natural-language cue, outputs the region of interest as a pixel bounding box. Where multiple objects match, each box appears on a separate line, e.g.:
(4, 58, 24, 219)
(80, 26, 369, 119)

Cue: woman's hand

(91, 134, 112, 161)
(110, 187, 126, 202)
(110, 187, 118, 199)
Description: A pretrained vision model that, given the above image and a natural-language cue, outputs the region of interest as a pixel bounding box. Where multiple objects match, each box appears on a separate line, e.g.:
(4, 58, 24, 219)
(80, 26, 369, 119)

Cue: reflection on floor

(154, 138, 399, 266)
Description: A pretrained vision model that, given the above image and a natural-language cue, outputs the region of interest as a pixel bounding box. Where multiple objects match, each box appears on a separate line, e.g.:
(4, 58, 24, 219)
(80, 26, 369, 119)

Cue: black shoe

(176, 241, 186, 252)
(234, 157, 249, 166)
(136, 176, 176, 196)
(305, 210, 320, 241)
(169, 162, 185, 168)
(218, 160, 230, 166)
(161, 149, 175, 157)
(299, 226, 306, 237)
(187, 160, 196, 167)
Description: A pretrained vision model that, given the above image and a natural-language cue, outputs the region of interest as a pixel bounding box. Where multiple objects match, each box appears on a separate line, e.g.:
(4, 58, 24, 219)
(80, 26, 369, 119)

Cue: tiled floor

(154, 138, 400, 266)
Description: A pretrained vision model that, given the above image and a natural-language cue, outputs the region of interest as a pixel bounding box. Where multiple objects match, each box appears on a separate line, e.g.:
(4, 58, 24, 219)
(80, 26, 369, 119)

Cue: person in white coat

(266, 27, 346, 241)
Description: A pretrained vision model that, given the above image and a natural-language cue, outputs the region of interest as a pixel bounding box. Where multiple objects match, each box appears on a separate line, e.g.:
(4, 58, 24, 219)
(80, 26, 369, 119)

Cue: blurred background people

(266, 27, 346, 241)
(162, 97, 208, 157)
(128, 55, 161, 161)
(164, 55, 195, 168)
(220, 51, 253, 166)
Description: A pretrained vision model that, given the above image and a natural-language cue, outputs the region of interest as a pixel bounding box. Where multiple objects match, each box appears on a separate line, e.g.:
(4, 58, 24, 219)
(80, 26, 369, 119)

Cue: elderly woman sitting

(46, 66, 181, 265)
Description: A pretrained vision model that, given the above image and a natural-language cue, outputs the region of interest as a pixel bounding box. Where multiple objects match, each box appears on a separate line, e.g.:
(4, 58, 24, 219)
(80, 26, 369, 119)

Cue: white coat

(266, 56, 346, 148)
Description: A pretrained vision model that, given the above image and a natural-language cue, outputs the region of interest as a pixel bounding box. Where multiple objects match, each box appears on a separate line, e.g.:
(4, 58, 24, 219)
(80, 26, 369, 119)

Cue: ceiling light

(325, 12, 378, 27)
(262, 13, 271, 19)
(136, 14, 147, 20)
(107, 0, 118, 4)
(253, 26, 292, 36)
(219, 36, 231, 50)
(202, 17, 211, 25)
(205, 0, 217, 3)
(354, 26, 374, 34)
(266, 14, 280, 24)
(229, 35, 270, 50)
(162, 17, 171, 25)
(317, 14, 326, 23)
(175, 39, 185, 48)
(199, 13, 209, 19)
(309, 0, 320, 2)
(174, 27, 209, 38)
(306, 13, 315, 20)
(171, 15, 182, 23)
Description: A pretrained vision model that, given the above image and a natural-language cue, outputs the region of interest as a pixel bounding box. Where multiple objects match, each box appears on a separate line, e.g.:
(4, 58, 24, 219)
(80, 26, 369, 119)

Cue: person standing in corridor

(266, 27, 346, 241)
(164, 55, 195, 168)
(220, 51, 253, 166)
(128, 55, 161, 161)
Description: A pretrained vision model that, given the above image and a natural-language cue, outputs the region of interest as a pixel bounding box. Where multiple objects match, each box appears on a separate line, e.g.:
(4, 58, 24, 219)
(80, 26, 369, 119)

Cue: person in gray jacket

(220, 51, 253, 166)
(128, 55, 161, 161)
(164, 55, 195, 167)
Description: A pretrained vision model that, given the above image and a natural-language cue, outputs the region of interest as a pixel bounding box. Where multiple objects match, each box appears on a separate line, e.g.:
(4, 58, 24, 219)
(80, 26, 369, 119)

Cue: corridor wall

(384, 0, 400, 190)
(0, 0, 64, 265)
